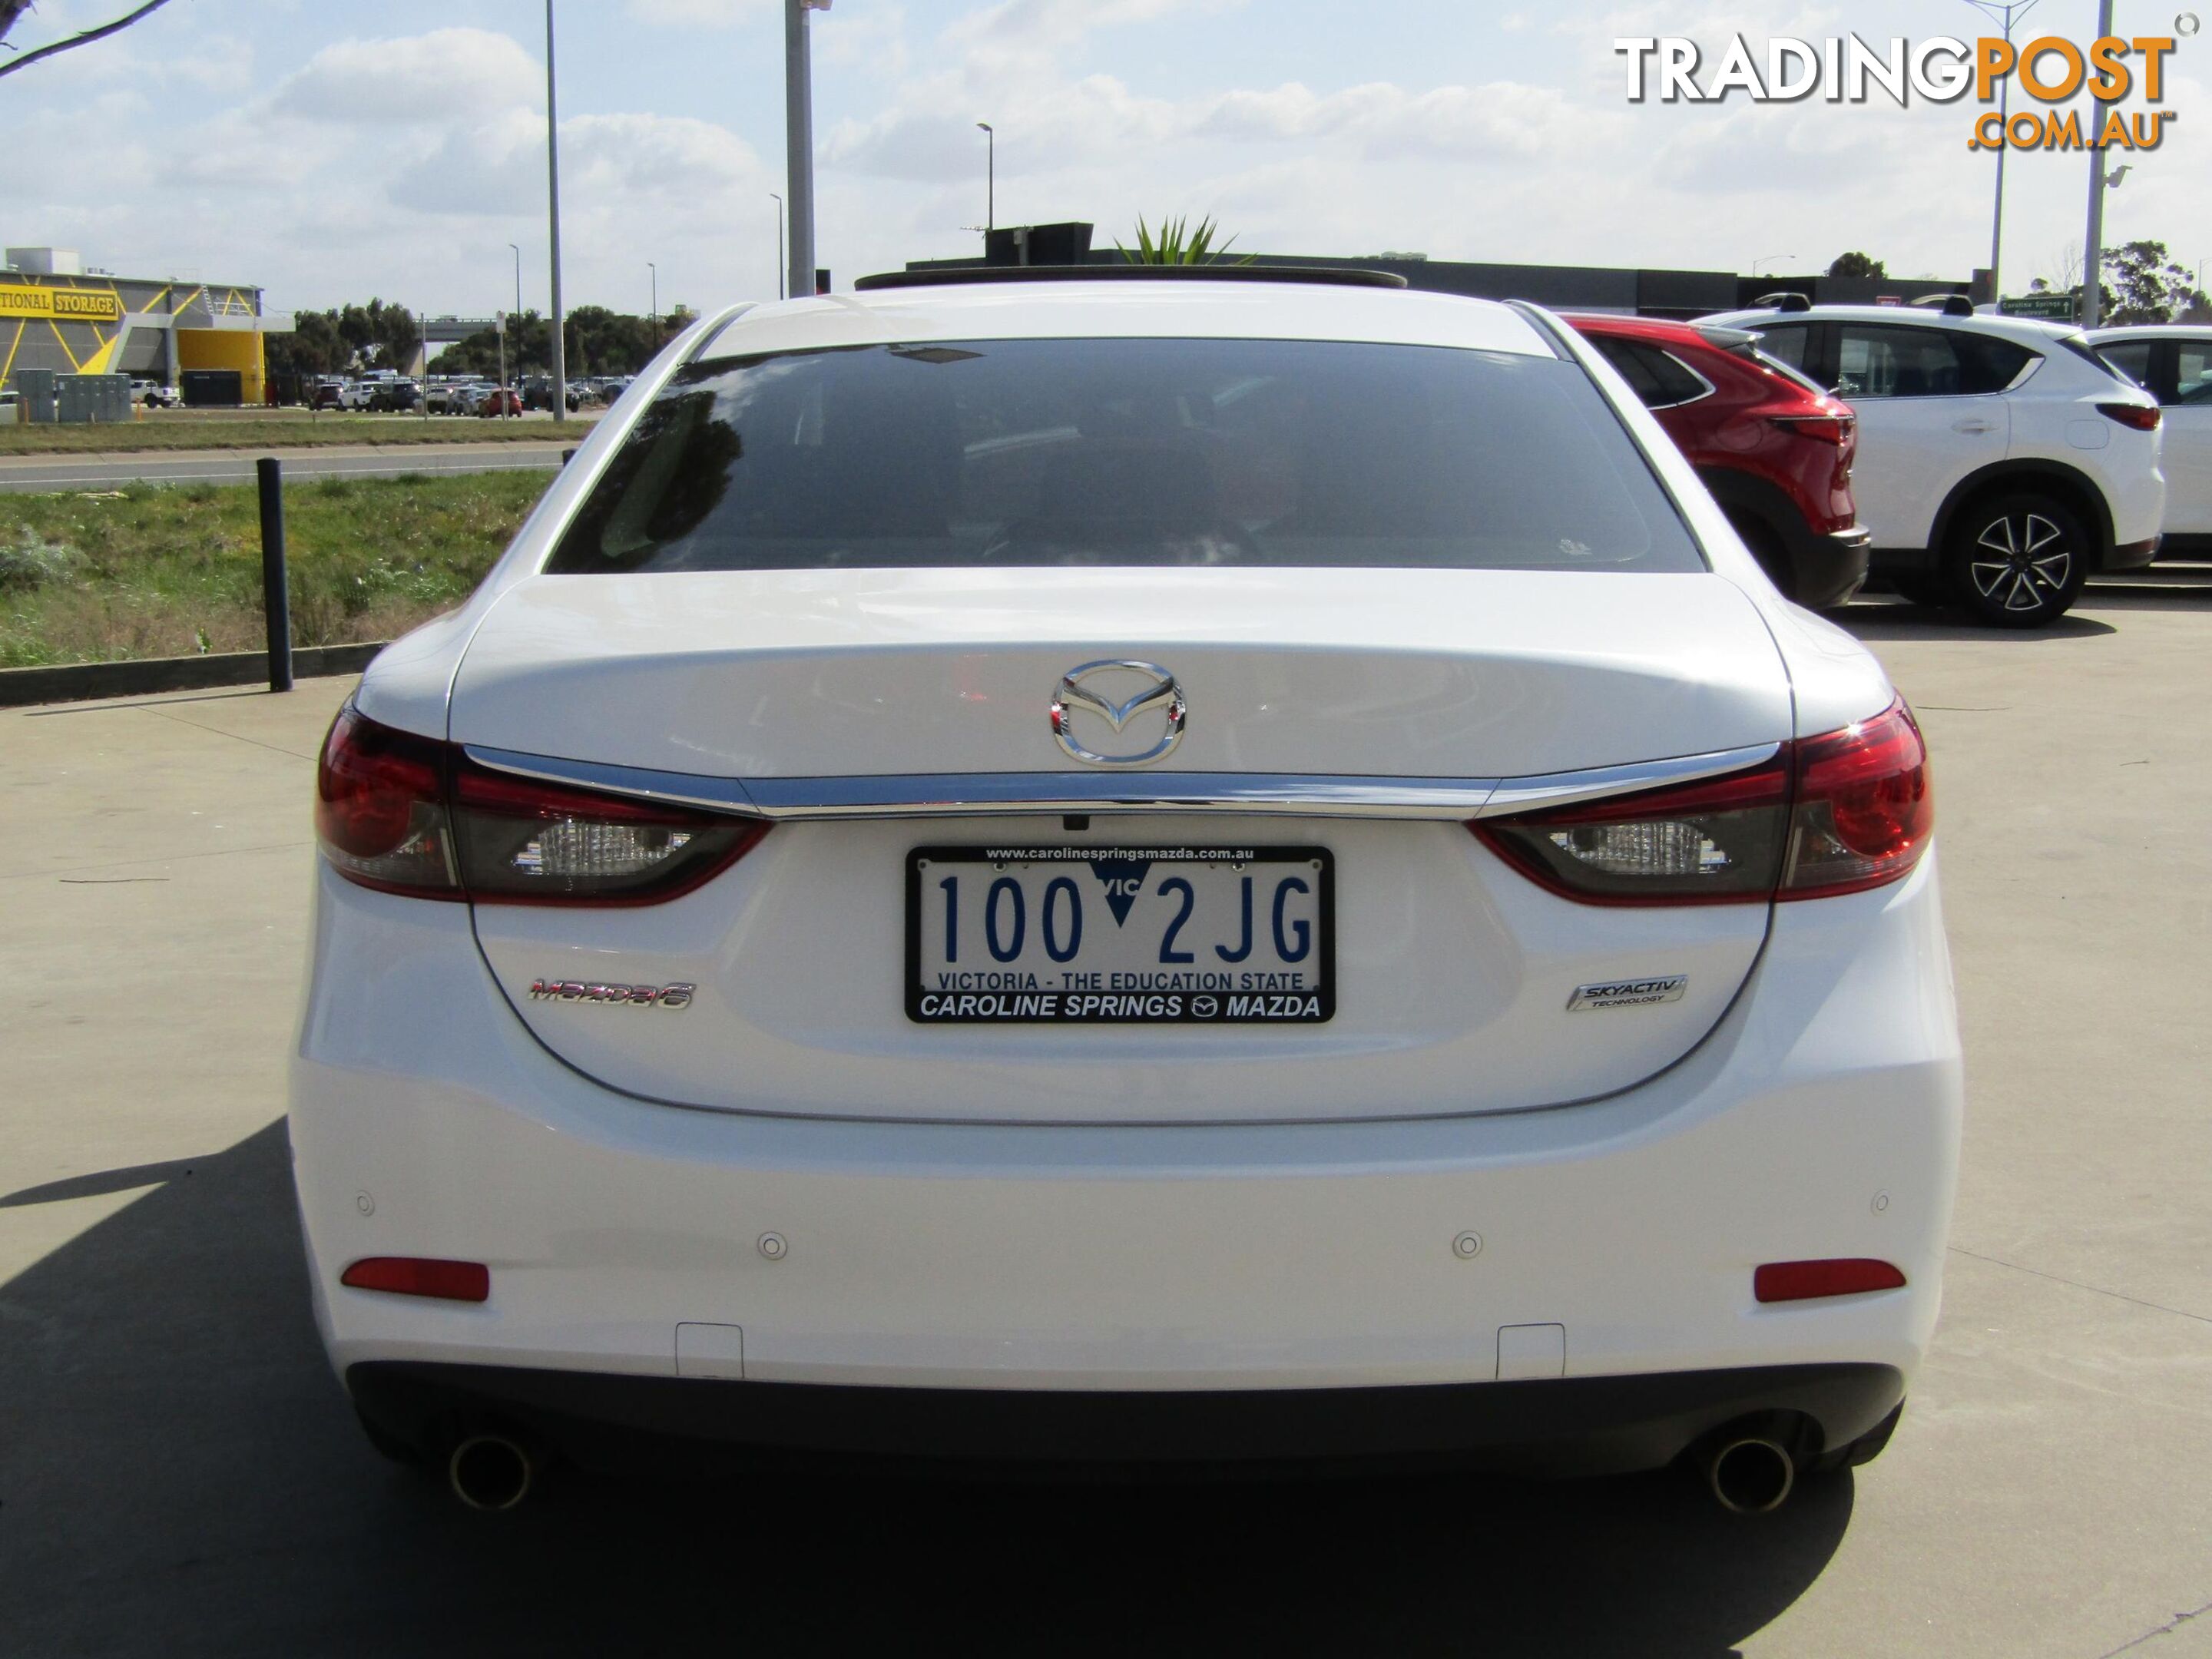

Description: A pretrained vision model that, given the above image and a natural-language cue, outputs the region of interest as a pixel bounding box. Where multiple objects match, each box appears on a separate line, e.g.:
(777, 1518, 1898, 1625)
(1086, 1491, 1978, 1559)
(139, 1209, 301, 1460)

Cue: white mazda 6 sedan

(292, 267, 1959, 1514)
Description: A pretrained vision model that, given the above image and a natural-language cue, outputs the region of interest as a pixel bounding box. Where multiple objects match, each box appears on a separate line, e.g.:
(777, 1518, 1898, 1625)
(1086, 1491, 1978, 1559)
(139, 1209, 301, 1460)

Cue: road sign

(2001, 293, 2078, 321)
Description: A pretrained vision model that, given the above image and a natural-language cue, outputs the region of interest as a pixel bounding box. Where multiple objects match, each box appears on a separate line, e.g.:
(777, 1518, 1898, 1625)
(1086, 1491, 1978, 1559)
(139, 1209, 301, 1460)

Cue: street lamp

(1961, 0, 2038, 302)
(976, 121, 994, 236)
(769, 193, 785, 300)
(507, 243, 522, 320)
(1751, 253, 1795, 276)
(648, 262, 657, 345)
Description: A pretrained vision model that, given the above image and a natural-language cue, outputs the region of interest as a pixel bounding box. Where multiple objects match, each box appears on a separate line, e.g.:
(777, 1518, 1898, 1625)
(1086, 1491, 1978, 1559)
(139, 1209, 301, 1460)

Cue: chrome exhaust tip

(1704, 1434, 1796, 1515)
(448, 1433, 535, 1512)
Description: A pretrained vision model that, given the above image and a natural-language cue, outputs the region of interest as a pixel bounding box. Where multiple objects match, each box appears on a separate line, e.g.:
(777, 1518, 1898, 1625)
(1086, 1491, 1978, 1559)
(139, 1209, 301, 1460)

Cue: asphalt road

(2, 588, 2210, 1656)
(0, 441, 568, 493)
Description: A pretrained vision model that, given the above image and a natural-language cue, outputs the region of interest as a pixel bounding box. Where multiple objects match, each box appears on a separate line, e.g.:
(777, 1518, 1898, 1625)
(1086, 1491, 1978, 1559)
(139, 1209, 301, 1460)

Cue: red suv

(1571, 314, 1869, 608)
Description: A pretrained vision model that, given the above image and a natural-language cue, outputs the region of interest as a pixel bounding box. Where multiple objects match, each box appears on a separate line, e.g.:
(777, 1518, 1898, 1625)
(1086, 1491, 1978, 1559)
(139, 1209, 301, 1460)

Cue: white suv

(2090, 326, 2212, 557)
(1710, 303, 2165, 626)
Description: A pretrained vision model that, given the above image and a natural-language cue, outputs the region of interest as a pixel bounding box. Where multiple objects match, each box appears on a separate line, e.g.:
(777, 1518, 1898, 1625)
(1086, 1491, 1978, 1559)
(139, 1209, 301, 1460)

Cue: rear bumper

(293, 852, 1961, 1459)
(1786, 525, 1872, 609)
(349, 1359, 1905, 1476)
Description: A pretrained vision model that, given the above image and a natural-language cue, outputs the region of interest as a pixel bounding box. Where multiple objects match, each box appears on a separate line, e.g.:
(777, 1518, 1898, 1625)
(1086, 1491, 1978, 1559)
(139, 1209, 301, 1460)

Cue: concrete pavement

(0, 440, 568, 493)
(2, 589, 2209, 1655)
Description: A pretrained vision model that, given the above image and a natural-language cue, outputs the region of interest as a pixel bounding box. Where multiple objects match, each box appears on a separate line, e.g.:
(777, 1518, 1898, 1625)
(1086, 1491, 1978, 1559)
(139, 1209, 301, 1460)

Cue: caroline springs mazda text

(293, 268, 1959, 1514)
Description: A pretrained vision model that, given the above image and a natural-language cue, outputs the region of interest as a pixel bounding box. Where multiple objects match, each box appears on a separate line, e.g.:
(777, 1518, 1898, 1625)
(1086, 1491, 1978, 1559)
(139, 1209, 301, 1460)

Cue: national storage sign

(0, 286, 124, 323)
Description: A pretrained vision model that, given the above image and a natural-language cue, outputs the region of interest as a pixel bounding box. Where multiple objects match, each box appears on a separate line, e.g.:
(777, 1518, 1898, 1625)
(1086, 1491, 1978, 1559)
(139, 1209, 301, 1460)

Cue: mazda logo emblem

(1050, 660, 1187, 768)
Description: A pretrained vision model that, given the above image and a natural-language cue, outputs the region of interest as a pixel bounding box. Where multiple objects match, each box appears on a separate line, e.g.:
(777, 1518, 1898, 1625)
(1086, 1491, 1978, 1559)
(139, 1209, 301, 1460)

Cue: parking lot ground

(3, 582, 2210, 1656)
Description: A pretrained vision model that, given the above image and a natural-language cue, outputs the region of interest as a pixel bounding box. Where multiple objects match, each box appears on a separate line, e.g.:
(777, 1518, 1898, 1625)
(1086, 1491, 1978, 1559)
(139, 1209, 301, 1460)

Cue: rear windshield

(545, 337, 1703, 575)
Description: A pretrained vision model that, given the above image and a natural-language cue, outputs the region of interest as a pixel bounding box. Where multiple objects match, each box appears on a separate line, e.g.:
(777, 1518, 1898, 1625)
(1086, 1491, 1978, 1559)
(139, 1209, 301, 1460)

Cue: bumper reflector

(341, 1257, 491, 1303)
(1754, 1259, 1906, 1303)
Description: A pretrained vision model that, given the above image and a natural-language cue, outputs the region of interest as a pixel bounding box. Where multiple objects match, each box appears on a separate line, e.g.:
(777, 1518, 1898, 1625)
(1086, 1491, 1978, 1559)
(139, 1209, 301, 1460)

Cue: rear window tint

(1590, 338, 1710, 408)
(1835, 325, 2033, 398)
(545, 337, 1704, 576)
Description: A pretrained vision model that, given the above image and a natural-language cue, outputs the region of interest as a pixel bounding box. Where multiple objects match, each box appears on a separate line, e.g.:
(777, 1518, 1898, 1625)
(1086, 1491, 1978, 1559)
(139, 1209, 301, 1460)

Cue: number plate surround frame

(904, 844, 1336, 1025)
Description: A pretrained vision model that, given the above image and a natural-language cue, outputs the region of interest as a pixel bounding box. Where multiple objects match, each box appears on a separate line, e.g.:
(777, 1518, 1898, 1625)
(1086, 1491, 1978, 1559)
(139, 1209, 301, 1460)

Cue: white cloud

(624, 0, 772, 26)
(268, 28, 541, 125)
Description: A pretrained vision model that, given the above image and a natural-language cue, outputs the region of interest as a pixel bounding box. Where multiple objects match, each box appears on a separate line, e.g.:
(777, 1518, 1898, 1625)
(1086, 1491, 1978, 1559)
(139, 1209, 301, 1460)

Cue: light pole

(545, 0, 568, 419)
(976, 121, 993, 236)
(784, 0, 830, 300)
(769, 193, 785, 300)
(1962, 0, 2038, 302)
(508, 243, 522, 320)
(2081, 0, 2115, 326)
(648, 262, 657, 346)
(1751, 253, 1795, 276)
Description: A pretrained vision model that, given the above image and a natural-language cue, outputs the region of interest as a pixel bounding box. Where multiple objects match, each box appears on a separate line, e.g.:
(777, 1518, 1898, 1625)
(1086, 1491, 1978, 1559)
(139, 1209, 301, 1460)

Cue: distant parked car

(1709, 302, 2165, 627)
(1571, 313, 1868, 607)
(312, 379, 347, 411)
(131, 379, 180, 409)
(476, 387, 523, 418)
(2090, 326, 2211, 558)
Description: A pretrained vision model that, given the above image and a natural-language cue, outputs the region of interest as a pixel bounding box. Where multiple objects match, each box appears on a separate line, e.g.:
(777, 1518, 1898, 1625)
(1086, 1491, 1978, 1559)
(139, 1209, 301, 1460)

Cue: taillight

(2097, 401, 2161, 432)
(1780, 700, 1932, 899)
(1754, 1259, 1906, 1303)
(315, 701, 767, 904)
(341, 1257, 491, 1302)
(1473, 699, 1931, 906)
(1769, 412, 1853, 445)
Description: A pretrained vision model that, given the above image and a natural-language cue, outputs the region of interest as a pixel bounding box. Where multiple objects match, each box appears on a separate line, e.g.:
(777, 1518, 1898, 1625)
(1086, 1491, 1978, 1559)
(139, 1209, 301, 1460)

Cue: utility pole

(648, 262, 658, 348)
(2081, 0, 2115, 326)
(785, 0, 829, 300)
(545, 0, 568, 418)
(1962, 0, 2038, 303)
(508, 243, 522, 320)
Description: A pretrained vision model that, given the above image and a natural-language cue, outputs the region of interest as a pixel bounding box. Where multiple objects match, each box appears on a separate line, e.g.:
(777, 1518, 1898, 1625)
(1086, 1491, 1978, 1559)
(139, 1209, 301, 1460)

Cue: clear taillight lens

(315, 702, 766, 904)
(1474, 699, 1931, 906)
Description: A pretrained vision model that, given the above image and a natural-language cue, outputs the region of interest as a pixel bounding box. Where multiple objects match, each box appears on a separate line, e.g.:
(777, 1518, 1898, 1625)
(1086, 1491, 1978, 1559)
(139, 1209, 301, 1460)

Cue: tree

(263, 300, 420, 379)
(429, 305, 687, 379)
(0, 0, 174, 81)
(2103, 240, 2208, 325)
(1827, 252, 1886, 280)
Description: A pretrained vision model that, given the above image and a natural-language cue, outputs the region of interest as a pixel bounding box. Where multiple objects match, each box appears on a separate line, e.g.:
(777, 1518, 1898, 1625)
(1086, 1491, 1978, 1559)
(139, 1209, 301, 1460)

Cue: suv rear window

(546, 337, 1703, 575)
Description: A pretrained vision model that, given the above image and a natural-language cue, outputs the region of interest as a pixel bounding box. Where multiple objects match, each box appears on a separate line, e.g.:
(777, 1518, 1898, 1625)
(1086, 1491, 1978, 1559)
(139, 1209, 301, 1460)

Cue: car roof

(2088, 323, 2212, 339)
(694, 279, 1557, 360)
(1706, 304, 2081, 344)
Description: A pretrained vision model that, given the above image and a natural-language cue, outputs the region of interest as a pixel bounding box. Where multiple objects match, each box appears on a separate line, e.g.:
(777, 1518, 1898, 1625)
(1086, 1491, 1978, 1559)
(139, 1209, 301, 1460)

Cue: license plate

(906, 845, 1335, 1024)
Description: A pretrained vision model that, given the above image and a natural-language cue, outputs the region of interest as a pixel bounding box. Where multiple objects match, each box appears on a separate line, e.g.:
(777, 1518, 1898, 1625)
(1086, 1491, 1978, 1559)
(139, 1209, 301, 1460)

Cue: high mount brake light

(315, 702, 767, 904)
(1474, 700, 1931, 906)
(2096, 402, 2161, 432)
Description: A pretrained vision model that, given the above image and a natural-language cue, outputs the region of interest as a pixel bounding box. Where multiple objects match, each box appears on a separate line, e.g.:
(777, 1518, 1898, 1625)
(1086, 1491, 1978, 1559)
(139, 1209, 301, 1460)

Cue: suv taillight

(315, 702, 767, 904)
(1768, 412, 1854, 445)
(1474, 700, 1930, 906)
(2097, 402, 2161, 432)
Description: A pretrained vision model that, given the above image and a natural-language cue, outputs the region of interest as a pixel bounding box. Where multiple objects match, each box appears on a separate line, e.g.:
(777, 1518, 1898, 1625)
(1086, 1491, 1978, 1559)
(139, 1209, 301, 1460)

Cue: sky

(3, 0, 2206, 319)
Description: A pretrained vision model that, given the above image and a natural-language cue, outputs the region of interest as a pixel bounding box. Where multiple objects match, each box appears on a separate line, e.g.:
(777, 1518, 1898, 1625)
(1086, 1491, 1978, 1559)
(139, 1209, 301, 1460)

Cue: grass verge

(0, 471, 552, 668)
(0, 413, 595, 455)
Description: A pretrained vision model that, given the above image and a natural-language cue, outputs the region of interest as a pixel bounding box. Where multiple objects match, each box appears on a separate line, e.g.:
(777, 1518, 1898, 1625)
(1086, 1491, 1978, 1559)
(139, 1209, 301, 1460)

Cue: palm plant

(1118, 215, 1253, 267)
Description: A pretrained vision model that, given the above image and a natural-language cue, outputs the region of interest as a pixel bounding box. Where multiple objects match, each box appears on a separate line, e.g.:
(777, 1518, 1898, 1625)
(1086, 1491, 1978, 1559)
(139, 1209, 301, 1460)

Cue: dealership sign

(1615, 32, 2181, 151)
(0, 286, 124, 323)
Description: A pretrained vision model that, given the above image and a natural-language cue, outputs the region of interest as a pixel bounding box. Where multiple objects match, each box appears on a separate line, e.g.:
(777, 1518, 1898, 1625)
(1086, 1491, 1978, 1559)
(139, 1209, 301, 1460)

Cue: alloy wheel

(1968, 512, 2073, 614)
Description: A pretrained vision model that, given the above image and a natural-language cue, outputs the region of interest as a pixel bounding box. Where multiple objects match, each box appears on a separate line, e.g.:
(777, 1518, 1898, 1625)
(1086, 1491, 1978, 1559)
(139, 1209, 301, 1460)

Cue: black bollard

(257, 458, 293, 693)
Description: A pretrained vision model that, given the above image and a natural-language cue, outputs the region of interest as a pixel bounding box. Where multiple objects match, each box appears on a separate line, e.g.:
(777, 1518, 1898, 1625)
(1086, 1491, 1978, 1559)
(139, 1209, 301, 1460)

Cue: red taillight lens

(1781, 700, 1932, 899)
(2097, 401, 2161, 432)
(340, 1257, 491, 1302)
(1754, 1259, 1906, 1303)
(1769, 412, 1853, 445)
(315, 702, 767, 904)
(315, 702, 460, 897)
(1474, 699, 1931, 906)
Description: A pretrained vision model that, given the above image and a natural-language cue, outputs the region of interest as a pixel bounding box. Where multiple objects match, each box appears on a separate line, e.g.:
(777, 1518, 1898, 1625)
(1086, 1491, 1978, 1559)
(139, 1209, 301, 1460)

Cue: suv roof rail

(1750, 292, 1813, 313)
(1910, 293, 1977, 317)
(853, 264, 1411, 293)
